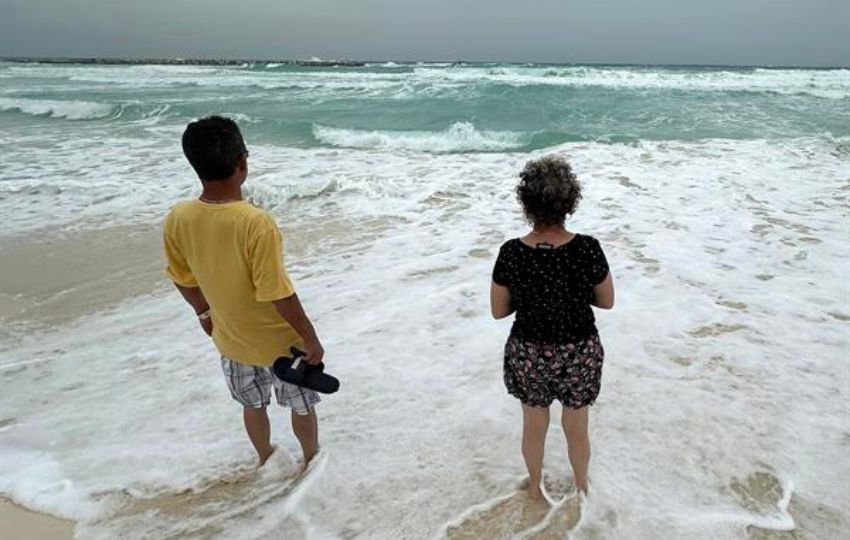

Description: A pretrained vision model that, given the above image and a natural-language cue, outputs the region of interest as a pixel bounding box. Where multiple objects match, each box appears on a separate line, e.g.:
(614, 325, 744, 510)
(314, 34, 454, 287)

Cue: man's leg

(291, 407, 319, 468)
(243, 406, 275, 465)
(522, 405, 550, 501)
(561, 406, 590, 494)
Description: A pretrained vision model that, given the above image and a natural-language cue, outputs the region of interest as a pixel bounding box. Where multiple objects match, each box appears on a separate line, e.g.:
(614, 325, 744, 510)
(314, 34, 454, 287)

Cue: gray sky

(1, 0, 848, 66)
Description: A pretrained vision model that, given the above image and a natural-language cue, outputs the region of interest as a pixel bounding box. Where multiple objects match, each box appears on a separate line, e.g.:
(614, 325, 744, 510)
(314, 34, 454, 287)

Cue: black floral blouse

(492, 234, 609, 343)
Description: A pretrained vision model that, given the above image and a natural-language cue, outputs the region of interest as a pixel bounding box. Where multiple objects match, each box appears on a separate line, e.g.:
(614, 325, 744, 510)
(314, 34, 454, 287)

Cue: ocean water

(0, 61, 848, 539)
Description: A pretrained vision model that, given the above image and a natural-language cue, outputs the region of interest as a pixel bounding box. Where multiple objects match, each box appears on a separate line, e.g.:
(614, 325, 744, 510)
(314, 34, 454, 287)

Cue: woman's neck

(532, 224, 567, 235)
(522, 224, 575, 248)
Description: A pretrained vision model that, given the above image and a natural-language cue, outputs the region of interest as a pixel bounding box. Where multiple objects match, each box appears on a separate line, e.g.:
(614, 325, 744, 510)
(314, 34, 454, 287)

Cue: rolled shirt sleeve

(164, 230, 198, 287)
(250, 219, 296, 302)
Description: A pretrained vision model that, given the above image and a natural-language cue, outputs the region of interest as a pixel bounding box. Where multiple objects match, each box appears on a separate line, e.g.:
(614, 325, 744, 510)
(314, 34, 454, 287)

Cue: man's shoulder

(164, 200, 197, 229)
(167, 200, 196, 215)
(237, 203, 277, 229)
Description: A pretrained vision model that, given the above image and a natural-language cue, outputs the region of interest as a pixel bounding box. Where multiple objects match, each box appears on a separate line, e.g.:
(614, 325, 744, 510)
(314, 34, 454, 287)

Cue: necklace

(198, 196, 241, 204)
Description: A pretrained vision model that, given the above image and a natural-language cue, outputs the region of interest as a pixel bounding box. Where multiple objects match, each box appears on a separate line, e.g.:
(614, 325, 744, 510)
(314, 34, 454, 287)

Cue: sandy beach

(1, 498, 74, 540)
(0, 225, 164, 339)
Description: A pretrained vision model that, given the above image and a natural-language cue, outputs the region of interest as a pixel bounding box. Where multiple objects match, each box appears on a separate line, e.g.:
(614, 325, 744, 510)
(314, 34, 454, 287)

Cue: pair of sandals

(273, 347, 340, 394)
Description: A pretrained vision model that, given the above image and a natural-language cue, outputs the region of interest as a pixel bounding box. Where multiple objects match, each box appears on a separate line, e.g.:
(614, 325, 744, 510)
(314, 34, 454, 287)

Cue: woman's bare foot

(527, 482, 544, 502)
(575, 477, 588, 496)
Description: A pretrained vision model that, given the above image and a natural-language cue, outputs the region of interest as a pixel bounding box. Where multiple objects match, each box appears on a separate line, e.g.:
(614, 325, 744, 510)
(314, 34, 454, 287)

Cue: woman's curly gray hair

(516, 155, 582, 226)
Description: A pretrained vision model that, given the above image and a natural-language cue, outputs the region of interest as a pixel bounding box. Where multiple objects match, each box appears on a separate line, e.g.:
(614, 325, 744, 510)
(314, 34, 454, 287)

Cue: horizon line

(0, 55, 847, 70)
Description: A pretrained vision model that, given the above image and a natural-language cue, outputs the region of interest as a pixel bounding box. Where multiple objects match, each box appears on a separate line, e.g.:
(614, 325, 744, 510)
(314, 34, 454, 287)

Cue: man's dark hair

(516, 155, 582, 226)
(182, 116, 247, 181)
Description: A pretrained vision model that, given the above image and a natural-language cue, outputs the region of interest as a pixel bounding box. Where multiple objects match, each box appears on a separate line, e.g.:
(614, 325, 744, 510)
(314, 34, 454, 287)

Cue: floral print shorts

(503, 334, 604, 408)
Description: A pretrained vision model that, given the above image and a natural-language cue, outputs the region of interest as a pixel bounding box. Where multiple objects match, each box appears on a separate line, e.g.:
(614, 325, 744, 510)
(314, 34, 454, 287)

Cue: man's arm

(273, 294, 324, 365)
(174, 283, 213, 336)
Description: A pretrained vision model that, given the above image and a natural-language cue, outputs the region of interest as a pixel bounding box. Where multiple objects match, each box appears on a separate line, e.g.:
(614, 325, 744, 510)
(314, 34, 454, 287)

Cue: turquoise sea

(2, 62, 849, 150)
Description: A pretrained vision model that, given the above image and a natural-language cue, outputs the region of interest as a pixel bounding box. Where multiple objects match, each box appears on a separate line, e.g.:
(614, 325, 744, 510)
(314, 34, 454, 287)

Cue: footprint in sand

(468, 248, 492, 259)
(729, 470, 786, 516)
(688, 323, 748, 338)
(406, 266, 460, 280)
(726, 470, 828, 540)
(717, 300, 748, 311)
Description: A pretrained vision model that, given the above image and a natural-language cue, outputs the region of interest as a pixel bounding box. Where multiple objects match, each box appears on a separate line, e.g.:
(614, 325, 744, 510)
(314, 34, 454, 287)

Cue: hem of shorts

(219, 354, 275, 368)
(507, 331, 600, 345)
(506, 389, 598, 409)
(284, 403, 319, 414)
(506, 388, 553, 408)
(559, 397, 598, 410)
(241, 401, 271, 410)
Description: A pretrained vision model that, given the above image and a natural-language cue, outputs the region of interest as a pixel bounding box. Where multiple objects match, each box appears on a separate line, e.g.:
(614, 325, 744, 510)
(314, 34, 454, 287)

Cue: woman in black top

(491, 156, 614, 500)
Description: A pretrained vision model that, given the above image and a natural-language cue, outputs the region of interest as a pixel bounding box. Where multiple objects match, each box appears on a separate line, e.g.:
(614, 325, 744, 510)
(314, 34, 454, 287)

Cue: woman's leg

(522, 405, 550, 500)
(561, 406, 590, 493)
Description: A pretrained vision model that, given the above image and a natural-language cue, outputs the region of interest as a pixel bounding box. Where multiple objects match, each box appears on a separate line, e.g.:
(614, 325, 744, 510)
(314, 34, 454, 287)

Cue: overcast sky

(1, 0, 847, 66)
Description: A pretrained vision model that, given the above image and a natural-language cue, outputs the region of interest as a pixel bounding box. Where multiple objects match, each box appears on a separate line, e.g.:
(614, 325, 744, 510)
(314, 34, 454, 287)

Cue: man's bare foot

(301, 447, 319, 472)
(258, 445, 277, 467)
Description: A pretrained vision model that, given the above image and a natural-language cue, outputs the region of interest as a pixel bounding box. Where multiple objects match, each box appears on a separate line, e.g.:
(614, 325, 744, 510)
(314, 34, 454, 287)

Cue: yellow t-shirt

(163, 200, 301, 366)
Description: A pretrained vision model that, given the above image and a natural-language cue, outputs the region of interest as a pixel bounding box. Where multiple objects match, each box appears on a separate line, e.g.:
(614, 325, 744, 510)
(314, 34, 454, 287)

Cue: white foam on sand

(0, 136, 848, 538)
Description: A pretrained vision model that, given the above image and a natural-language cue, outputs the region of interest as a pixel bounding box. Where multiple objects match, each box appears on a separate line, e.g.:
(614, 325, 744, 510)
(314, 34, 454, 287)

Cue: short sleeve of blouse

(585, 236, 610, 285)
(492, 242, 514, 287)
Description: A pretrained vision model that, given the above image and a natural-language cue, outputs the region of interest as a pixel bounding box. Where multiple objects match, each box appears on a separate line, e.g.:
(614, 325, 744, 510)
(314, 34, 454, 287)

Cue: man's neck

(200, 179, 243, 202)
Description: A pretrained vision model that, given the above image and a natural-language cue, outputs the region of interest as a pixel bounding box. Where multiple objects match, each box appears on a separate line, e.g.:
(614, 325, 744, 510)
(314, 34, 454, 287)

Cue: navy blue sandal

(273, 347, 340, 394)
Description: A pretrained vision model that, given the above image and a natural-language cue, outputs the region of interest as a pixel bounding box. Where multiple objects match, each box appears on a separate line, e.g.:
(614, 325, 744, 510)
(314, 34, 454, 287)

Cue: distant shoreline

(0, 57, 846, 70)
(0, 57, 366, 67)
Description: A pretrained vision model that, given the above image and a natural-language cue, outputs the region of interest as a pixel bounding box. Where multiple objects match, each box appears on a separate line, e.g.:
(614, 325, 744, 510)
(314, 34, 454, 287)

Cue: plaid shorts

(221, 357, 320, 414)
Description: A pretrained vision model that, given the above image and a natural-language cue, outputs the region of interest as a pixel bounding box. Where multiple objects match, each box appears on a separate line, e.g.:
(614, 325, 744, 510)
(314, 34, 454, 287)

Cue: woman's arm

(490, 282, 514, 319)
(592, 273, 615, 309)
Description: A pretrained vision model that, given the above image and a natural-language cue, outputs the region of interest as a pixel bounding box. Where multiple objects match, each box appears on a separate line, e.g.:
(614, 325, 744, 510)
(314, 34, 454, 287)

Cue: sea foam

(313, 121, 530, 152)
(0, 97, 113, 120)
(1, 135, 848, 539)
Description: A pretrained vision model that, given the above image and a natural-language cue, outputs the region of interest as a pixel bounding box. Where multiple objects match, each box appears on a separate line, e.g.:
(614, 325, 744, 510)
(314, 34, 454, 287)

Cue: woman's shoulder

(499, 237, 524, 250)
(571, 233, 602, 248)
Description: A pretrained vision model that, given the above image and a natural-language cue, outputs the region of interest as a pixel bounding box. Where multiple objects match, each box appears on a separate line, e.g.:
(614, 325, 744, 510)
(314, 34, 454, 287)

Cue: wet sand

(0, 215, 398, 342)
(0, 498, 74, 540)
(0, 224, 165, 342)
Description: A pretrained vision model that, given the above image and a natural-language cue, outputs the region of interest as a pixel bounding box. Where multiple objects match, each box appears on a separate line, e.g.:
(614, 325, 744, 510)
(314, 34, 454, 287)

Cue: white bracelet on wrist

(197, 309, 211, 321)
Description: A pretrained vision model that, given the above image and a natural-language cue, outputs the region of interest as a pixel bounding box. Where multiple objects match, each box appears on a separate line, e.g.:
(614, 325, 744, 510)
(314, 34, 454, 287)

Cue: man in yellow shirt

(164, 116, 325, 467)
